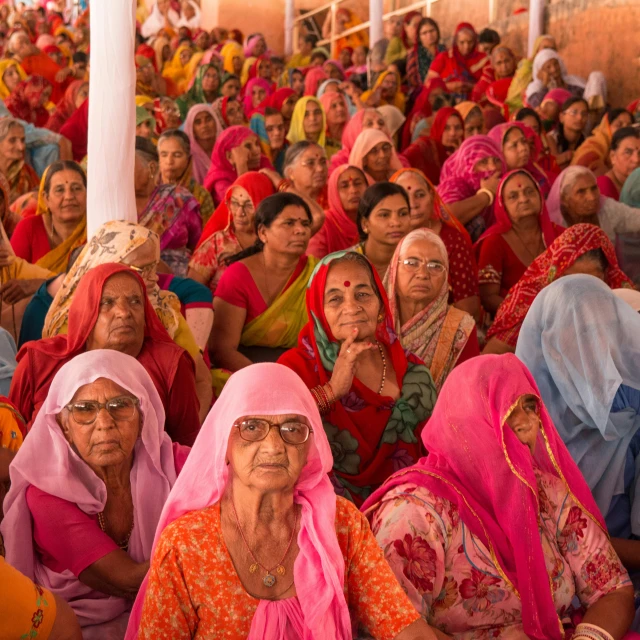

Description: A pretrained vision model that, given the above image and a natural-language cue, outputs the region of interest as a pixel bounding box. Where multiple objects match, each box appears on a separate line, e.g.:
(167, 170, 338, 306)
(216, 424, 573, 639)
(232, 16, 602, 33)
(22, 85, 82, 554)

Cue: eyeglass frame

(65, 395, 140, 425)
(234, 418, 314, 444)
(128, 261, 157, 280)
(228, 198, 256, 215)
(399, 258, 448, 274)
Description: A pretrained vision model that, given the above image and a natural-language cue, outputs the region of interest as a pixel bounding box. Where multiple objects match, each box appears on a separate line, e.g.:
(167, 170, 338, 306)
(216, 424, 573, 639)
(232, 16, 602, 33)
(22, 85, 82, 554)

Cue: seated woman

(547, 97, 588, 168)
(350, 182, 412, 279)
(211, 95, 245, 133)
(175, 63, 220, 120)
(2, 350, 188, 636)
(571, 107, 633, 175)
(390, 168, 480, 319)
(45, 80, 88, 134)
(11, 160, 87, 274)
(10, 263, 202, 444)
(319, 91, 349, 159)
(436, 135, 504, 242)
(406, 17, 446, 90)
(128, 362, 436, 639)
(525, 49, 586, 109)
(597, 127, 640, 201)
(211, 193, 322, 378)
(0, 59, 27, 100)
(242, 77, 271, 120)
(157, 129, 214, 223)
(364, 354, 637, 640)
(283, 141, 329, 208)
(0, 117, 38, 206)
(349, 129, 403, 184)
(546, 165, 640, 244)
(4, 76, 52, 127)
(204, 125, 271, 205)
(484, 223, 633, 354)
(455, 100, 485, 137)
(153, 97, 183, 134)
(385, 229, 478, 390)
(285, 96, 327, 151)
(307, 164, 368, 258)
(517, 275, 640, 580)
(477, 169, 563, 315)
(473, 45, 517, 114)
(279, 251, 437, 505)
(183, 104, 218, 185)
(361, 70, 406, 112)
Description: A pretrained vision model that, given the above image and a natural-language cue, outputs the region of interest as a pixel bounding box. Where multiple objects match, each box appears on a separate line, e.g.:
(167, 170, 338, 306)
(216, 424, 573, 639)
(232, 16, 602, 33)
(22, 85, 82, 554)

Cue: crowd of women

(0, 0, 640, 639)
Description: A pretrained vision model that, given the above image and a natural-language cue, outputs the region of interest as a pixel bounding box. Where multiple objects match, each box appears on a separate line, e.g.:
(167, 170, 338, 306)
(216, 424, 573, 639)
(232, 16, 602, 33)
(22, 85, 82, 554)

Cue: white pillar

(528, 0, 545, 57)
(284, 0, 295, 57)
(86, 0, 137, 239)
(369, 0, 383, 49)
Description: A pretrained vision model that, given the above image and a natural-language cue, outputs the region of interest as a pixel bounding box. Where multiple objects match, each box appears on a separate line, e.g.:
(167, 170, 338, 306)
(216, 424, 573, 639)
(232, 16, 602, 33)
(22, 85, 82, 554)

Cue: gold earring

(377, 312, 385, 323)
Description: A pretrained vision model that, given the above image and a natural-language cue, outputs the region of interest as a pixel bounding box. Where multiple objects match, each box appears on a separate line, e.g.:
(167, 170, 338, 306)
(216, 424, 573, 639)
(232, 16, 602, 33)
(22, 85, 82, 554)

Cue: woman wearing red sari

(4, 76, 52, 127)
(278, 251, 437, 505)
(427, 22, 489, 103)
(45, 79, 88, 133)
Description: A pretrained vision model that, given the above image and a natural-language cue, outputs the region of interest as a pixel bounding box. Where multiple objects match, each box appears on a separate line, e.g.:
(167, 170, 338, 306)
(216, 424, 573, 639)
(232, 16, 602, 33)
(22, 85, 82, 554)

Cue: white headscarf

(525, 49, 585, 101)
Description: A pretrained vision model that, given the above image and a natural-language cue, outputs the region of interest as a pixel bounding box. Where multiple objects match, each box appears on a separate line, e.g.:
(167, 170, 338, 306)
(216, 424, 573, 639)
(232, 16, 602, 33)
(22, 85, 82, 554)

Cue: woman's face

(562, 174, 600, 218)
(353, 46, 367, 66)
(361, 193, 411, 246)
(419, 22, 439, 48)
(45, 169, 87, 224)
(0, 124, 26, 163)
(610, 112, 633, 134)
(121, 239, 160, 292)
(325, 63, 342, 80)
(520, 114, 541, 136)
(337, 167, 367, 213)
(362, 109, 386, 131)
(396, 237, 447, 307)
(85, 273, 146, 357)
(502, 172, 541, 223)
(540, 58, 562, 85)
(473, 155, 502, 175)
(463, 109, 484, 138)
(441, 115, 464, 150)
(232, 55, 243, 75)
(563, 255, 606, 281)
(59, 378, 141, 471)
(288, 146, 328, 193)
(505, 394, 540, 454)
(303, 100, 324, 136)
(241, 135, 262, 170)
(339, 49, 352, 69)
(226, 413, 310, 494)
(258, 60, 272, 80)
(2, 65, 21, 94)
(160, 98, 182, 129)
(323, 261, 381, 343)
(221, 77, 241, 98)
(363, 141, 393, 178)
(611, 135, 640, 180)
(75, 83, 89, 108)
(380, 73, 398, 98)
(228, 185, 256, 233)
(253, 37, 267, 57)
(502, 127, 530, 170)
(493, 48, 515, 79)
(26, 82, 51, 108)
(158, 136, 189, 183)
(179, 47, 193, 66)
(251, 84, 266, 107)
(265, 113, 286, 150)
(405, 15, 422, 45)
(201, 67, 220, 94)
(225, 99, 245, 125)
(291, 71, 304, 96)
(560, 101, 588, 133)
(456, 29, 475, 57)
(137, 60, 155, 85)
(281, 94, 298, 120)
(395, 173, 434, 229)
(258, 204, 311, 257)
(193, 111, 217, 144)
(328, 96, 348, 125)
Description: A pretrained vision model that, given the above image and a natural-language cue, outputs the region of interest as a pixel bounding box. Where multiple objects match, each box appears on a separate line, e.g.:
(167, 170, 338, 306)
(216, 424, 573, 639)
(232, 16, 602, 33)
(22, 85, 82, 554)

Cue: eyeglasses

(66, 396, 139, 425)
(229, 199, 255, 215)
(372, 143, 393, 155)
(235, 418, 313, 445)
(128, 261, 157, 280)
(301, 158, 328, 170)
(400, 258, 447, 274)
(565, 109, 587, 118)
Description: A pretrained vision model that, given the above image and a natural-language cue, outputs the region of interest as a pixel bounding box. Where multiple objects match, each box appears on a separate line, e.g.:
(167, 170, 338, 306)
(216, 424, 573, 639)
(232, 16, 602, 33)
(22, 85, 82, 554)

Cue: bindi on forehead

(343, 280, 350, 287)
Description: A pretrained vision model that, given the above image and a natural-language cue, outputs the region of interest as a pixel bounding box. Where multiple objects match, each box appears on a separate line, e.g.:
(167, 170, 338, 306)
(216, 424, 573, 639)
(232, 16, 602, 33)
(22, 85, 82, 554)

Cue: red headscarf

(401, 10, 422, 49)
(401, 78, 447, 150)
(45, 79, 87, 133)
(136, 43, 158, 72)
(432, 22, 488, 86)
(4, 76, 52, 127)
(304, 67, 328, 97)
(487, 223, 633, 347)
(429, 106, 463, 148)
(257, 87, 296, 115)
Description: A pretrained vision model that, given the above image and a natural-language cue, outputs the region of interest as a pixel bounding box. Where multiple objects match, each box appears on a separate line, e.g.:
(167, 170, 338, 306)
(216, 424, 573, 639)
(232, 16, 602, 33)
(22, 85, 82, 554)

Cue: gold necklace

(376, 341, 387, 395)
(97, 511, 134, 551)
(510, 226, 544, 263)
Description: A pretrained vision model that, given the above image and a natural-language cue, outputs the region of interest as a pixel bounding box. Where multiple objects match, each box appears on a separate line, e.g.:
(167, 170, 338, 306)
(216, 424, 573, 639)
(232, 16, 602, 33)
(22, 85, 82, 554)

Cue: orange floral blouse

(138, 496, 421, 639)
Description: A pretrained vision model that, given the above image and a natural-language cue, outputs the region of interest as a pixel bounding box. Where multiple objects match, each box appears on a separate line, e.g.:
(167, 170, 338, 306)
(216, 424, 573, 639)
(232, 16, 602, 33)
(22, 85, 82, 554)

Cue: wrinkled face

(0, 123, 26, 163)
(158, 136, 189, 183)
(258, 204, 311, 256)
(228, 185, 255, 232)
(193, 110, 217, 143)
(160, 98, 182, 128)
(85, 273, 146, 357)
(75, 83, 89, 108)
(562, 255, 606, 281)
(251, 84, 266, 107)
(380, 73, 398, 98)
(227, 413, 311, 494)
(396, 237, 447, 307)
(225, 99, 245, 125)
(289, 146, 328, 192)
(361, 193, 410, 246)
(201, 67, 220, 93)
(291, 71, 305, 96)
(362, 109, 386, 131)
(562, 174, 600, 218)
(560, 101, 588, 132)
(323, 261, 381, 343)
(337, 167, 367, 213)
(137, 60, 154, 85)
(502, 172, 541, 222)
(441, 115, 464, 149)
(456, 29, 475, 56)
(2, 64, 21, 93)
(493, 49, 515, 78)
(220, 77, 241, 98)
(419, 22, 439, 48)
(610, 112, 633, 134)
(502, 127, 530, 170)
(121, 239, 160, 292)
(473, 155, 502, 175)
(328, 96, 348, 124)
(463, 110, 484, 138)
(505, 394, 540, 454)
(540, 58, 562, 84)
(281, 94, 298, 119)
(363, 140, 393, 177)
(265, 113, 286, 149)
(45, 169, 86, 223)
(303, 100, 323, 135)
(395, 172, 434, 229)
(58, 378, 141, 471)
(611, 136, 640, 179)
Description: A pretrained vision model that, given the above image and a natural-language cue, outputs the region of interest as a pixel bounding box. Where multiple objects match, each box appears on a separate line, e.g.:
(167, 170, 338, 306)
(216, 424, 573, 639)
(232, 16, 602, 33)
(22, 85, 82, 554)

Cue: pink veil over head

(183, 103, 217, 184)
(125, 363, 352, 640)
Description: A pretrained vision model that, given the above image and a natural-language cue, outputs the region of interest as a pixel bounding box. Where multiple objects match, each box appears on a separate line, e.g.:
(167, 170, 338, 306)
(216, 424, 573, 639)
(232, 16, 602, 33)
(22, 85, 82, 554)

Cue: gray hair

(157, 129, 190, 155)
(7, 30, 30, 53)
(560, 166, 596, 202)
(283, 141, 324, 178)
(0, 117, 24, 143)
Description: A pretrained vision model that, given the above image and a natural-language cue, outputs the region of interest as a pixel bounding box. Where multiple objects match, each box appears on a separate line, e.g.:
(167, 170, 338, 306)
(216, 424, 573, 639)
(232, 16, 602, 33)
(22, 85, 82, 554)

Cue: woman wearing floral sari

(0, 118, 38, 206)
(364, 353, 637, 640)
(278, 250, 437, 506)
(175, 63, 220, 120)
(4, 76, 52, 127)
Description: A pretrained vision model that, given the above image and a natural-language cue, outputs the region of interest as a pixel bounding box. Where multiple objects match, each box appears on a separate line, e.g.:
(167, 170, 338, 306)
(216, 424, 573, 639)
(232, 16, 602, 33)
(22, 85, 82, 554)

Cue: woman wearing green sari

(175, 63, 221, 121)
(210, 192, 323, 393)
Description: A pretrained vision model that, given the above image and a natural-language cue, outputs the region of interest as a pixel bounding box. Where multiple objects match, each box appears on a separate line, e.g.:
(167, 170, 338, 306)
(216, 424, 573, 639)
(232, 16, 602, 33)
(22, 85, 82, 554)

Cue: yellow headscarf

(135, 94, 154, 109)
(162, 44, 193, 88)
(455, 101, 481, 122)
(0, 60, 27, 100)
(361, 70, 406, 113)
(220, 41, 244, 75)
(240, 56, 256, 86)
(286, 96, 327, 148)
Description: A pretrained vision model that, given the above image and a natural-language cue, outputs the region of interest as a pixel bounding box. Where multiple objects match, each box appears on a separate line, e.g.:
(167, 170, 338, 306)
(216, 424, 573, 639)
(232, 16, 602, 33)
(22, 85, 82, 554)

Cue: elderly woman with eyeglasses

(385, 228, 478, 391)
(126, 362, 438, 640)
(282, 140, 330, 209)
(1, 350, 190, 637)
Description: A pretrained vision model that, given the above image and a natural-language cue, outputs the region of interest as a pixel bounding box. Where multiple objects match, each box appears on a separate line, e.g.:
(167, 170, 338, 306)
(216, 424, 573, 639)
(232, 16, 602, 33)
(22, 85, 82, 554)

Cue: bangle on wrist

(573, 624, 615, 640)
(476, 187, 494, 206)
(277, 179, 291, 193)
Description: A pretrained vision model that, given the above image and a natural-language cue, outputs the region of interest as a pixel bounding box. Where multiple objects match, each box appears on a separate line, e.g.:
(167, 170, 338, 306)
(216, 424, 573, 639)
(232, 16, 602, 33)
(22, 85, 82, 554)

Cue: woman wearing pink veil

(126, 363, 437, 639)
(363, 354, 637, 640)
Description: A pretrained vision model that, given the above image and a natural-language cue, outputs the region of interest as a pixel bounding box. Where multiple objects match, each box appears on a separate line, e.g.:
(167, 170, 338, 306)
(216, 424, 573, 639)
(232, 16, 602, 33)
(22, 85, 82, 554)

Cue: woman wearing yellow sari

(162, 44, 194, 94)
(361, 70, 406, 113)
(220, 40, 244, 76)
(0, 59, 27, 100)
(210, 192, 321, 392)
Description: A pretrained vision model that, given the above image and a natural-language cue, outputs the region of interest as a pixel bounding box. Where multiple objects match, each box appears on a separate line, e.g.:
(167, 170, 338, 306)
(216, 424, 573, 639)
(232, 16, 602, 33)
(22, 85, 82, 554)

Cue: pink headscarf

(363, 354, 607, 640)
(243, 77, 273, 118)
(126, 363, 352, 639)
(1, 350, 182, 628)
(348, 128, 404, 180)
(304, 67, 328, 97)
(183, 103, 217, 185)
(318, 90, 348, 128)
(203, 125, 272, 204)
(243, 34, 265, 58)
(542, 87, 573, 108)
